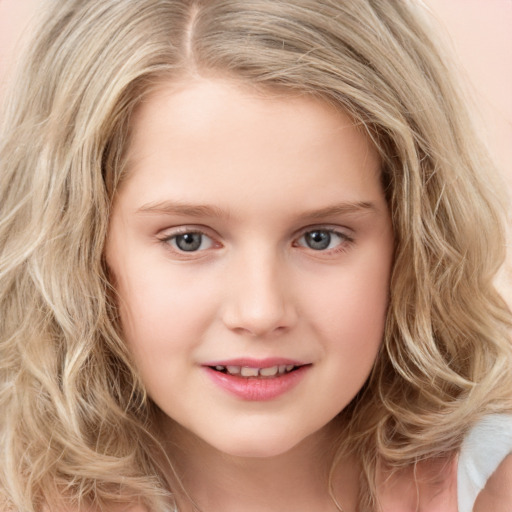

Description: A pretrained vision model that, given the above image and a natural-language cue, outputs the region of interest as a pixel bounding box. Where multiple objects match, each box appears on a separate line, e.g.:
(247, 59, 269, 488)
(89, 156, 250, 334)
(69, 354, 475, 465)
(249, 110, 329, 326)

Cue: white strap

(457, 414, 512, 512)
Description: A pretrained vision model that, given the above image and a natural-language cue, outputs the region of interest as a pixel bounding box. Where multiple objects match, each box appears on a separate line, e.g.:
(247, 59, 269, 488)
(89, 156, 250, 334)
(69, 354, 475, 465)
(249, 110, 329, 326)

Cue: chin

(203, 426, 314, 459)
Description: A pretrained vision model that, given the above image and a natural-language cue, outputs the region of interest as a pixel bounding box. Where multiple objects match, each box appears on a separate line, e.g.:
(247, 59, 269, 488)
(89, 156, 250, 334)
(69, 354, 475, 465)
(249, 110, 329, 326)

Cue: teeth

(259, 366, 279, 377)
(240, 367, 259, 377)
(213, 364, 299, 377)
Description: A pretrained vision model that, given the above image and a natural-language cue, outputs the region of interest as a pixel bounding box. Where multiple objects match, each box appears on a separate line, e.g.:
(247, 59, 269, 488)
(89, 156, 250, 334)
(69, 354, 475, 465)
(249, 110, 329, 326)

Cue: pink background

(0, 0, 511, 300)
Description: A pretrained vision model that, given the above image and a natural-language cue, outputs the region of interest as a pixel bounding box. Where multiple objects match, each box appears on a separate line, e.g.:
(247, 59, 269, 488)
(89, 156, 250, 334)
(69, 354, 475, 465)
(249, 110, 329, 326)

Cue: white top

(457, 413, 512, 512)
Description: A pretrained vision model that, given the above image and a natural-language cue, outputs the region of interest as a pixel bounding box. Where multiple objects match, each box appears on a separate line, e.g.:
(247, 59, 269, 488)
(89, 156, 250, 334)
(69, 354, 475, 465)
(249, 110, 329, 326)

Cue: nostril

(220, 269, 298, 336)
(222, 304, 296, 337)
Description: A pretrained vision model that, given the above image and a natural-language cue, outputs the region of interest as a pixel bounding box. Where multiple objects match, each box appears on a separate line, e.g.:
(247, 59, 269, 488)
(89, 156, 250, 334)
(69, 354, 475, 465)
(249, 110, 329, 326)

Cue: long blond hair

(1, 1, 511, 511)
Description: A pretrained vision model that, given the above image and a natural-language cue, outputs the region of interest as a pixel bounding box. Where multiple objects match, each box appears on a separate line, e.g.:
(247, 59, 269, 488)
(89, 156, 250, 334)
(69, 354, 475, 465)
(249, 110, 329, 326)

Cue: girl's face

(106, 78, 394, 458)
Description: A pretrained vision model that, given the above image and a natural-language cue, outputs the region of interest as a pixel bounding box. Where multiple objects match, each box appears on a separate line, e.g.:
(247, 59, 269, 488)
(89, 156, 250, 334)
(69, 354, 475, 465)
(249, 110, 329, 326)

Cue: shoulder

(473, 453, 512, 512)
(458, 413, 512, 512)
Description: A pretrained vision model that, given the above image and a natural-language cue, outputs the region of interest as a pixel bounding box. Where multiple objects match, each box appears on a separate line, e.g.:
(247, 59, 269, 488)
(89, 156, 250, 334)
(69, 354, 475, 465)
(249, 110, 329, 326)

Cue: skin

(473, 454, 512, 511)
(376, 457, 459, 512)
(105, 77, 511, 511)
(105, 77, 393, 511)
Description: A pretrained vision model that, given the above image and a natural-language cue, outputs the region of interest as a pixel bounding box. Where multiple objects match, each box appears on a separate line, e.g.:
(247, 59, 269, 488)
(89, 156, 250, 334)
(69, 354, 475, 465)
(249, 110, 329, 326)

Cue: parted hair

(1, 0, 511, 511)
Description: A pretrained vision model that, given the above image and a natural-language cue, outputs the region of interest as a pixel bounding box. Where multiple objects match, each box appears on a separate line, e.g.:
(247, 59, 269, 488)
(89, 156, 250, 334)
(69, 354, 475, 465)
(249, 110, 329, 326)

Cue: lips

(202, 358, 311, 401)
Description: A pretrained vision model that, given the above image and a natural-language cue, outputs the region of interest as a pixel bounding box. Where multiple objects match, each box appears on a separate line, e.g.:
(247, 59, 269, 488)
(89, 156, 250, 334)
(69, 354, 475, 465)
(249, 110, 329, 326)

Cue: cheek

(304, 251, 391, 369)
(309, 256, 390, 329)
(115, 263, 219, 363)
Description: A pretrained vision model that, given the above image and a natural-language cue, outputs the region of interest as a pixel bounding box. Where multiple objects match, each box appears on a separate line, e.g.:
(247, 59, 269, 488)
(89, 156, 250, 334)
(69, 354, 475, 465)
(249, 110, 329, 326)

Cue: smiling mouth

(204, 363, 311, 400)
(209, 364, 305, 378)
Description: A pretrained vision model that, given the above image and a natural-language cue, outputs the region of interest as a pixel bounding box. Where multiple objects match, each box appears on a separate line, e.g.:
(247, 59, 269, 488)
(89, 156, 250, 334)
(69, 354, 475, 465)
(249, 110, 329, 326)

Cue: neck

(158, 418, 360, 512)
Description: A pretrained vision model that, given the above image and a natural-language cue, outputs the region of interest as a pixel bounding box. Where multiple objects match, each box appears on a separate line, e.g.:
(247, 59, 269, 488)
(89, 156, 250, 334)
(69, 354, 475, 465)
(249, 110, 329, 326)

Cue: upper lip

(202, 357, 309, 368)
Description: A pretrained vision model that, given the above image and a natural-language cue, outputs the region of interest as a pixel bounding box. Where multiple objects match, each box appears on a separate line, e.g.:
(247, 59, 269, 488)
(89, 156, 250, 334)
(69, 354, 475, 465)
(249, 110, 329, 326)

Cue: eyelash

(294, 228, 354, 254)
(157, 227, 218, 255)
(157, 226, 354, 256)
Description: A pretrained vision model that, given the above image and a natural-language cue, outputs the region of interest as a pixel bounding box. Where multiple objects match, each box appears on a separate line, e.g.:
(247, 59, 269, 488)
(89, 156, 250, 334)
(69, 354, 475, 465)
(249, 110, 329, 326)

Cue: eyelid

(294, 223, 354, 240)
(293, 225, 355, 252)
(157, 225, 222, 254)
(156, 223, 354, 256)
(158, 224, 219, 238)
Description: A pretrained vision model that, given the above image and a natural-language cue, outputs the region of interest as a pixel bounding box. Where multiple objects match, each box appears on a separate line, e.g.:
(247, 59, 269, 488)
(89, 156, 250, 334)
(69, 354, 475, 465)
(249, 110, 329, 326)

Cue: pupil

(176, 233, 202, 251)
(306, 230, 331, 250)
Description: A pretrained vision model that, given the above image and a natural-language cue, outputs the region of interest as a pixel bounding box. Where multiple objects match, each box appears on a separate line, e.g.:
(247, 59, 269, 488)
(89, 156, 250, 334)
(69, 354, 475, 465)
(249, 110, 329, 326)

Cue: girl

(1, 1, 511, 511)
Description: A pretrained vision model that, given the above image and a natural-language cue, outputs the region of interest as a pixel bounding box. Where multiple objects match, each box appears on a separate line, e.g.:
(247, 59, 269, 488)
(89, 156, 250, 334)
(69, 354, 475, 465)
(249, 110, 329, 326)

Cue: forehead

(119, 77, 384, 217)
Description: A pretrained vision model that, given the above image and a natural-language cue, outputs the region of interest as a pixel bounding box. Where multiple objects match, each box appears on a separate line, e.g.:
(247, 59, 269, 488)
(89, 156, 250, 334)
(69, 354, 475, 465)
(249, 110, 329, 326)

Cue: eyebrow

(136, 200, 230, 218)
(298, 201, 378, 220)
(135, 199, 378, 219)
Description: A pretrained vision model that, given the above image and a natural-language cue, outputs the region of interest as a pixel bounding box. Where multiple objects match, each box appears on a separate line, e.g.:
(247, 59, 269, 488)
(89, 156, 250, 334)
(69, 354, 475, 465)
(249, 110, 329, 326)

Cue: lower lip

(203, 365, 310, 401)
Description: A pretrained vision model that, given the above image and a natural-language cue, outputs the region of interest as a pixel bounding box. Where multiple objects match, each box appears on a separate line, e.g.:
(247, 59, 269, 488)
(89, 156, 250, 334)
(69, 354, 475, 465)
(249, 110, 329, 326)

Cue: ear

(473, 453, 512, 511)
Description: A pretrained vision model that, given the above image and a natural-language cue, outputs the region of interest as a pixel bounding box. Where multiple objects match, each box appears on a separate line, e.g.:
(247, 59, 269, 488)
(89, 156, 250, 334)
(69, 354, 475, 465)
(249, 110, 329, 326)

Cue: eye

(296, 229, 350, 251)
(164, 231, 214, 252)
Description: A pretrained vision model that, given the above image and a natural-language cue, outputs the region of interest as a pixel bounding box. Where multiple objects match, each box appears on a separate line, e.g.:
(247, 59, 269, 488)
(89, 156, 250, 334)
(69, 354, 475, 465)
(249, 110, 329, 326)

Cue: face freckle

(105, 77, 394, 459)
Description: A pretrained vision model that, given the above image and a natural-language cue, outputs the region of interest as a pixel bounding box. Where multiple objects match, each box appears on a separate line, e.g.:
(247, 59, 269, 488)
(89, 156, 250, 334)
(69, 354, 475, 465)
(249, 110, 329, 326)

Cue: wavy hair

(1, 1, 511, 511)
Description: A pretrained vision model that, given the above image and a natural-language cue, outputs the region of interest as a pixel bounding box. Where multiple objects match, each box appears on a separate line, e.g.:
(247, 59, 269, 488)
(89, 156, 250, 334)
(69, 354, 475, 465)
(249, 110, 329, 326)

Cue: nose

(221, 251, 298, 337)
